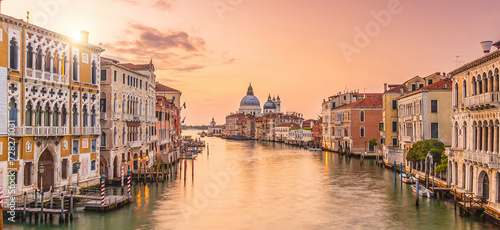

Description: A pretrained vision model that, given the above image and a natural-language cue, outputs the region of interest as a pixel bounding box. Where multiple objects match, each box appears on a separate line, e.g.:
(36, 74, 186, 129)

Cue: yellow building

(448, 44, 500, 219)
(0, 13, 104, 196)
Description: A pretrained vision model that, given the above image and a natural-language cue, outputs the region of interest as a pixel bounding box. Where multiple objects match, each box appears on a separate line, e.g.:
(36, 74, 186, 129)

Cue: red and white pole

(121, 166, 124, 188)
(127, 169, 131, 198)
(101, 174, 105, 206)
(0, 186, 3, 208)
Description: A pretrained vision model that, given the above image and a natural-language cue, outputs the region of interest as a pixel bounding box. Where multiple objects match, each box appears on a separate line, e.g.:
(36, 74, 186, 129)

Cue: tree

(435, 153, 448, 173)
(406, 139, 445, 163)
(369, 139, 378, 147)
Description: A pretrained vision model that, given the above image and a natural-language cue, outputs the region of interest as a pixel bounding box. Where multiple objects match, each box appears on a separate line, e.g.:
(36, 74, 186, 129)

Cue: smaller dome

(264, 100, 276, 109)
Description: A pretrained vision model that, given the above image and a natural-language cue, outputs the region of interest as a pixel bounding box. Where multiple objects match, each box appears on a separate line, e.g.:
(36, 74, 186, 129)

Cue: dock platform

(84, 195, 131, 212)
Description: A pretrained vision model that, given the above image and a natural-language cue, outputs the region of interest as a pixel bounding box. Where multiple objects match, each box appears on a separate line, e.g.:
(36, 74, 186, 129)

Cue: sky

(3, 0, 500, 125)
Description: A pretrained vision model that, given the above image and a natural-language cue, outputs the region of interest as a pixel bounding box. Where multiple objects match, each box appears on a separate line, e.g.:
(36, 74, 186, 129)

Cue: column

(489, 124, 493, 153)
(477, 126, 481, 151)
(483, 126, 487, 152)
(495, 124, 499, 154)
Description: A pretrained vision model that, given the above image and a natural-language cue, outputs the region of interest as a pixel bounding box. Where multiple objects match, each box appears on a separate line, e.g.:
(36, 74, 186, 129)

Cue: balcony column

(494, 124, 499, 154)
(477, 125, 482, 151)
(482, 125, 487, 152)
(487, 124, 492, 153)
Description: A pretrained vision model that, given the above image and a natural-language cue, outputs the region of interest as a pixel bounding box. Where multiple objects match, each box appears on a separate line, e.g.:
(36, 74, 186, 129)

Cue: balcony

(160, 139, 169, 145)
(149, 135, 158, 142)
(133, 115, 140, 121)
(82, 127, 101, 135)
(464, 92, 500, 110)
(128, 141, 142, 148)
(152, 117, 158, 123)
(403, 115, 412, 122)
(13, 126, 68, 136)
(401, 136, 413, 142)
(122, 114, 131, 120)
(463, 150, 500, 169)
(100, 112, 107, 119)
(114, 113, 121, 120)
(72, 127, 81, 135)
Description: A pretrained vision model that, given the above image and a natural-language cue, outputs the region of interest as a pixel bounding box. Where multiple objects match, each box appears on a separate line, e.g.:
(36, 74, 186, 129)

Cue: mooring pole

(23, 192, 27, 222)
(34, 189, 38, 222)
(41, 191, 44, 222)
(70, 191, 74, 221)
(59, 192, 64, 223)
(394, 161, 397, 181)
(400, 162, 403, 187)
(416, 174, 420, 206)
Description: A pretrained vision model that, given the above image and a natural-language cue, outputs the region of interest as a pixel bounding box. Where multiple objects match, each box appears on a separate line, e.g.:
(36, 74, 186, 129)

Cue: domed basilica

(238, 83, 281, 116)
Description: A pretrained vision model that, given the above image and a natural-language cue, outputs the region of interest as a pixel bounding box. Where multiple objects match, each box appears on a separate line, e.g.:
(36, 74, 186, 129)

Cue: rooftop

(157, 83, 181, 92)
(335, 96, 383, 109)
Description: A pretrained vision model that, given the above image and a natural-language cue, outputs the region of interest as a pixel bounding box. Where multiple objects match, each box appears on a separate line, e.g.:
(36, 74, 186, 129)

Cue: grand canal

(6, 130, 496, 229)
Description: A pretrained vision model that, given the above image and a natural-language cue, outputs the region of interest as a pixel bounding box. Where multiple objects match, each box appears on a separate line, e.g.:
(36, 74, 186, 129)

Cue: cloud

(102, 22, 206, 72)
(115, 0, 175, 10)
(224, 58, 235, 64)
(171, 65, 205, 72)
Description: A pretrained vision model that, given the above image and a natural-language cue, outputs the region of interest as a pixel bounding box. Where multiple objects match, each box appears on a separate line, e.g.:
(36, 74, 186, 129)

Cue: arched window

(9, 98, 17, 126)
(44, 50, 51, 72)
(360, 111, 365, 122)
(360, 127, 365, 137)
(122, 130, 126, 145)
(472, 77, 476, 96)
(53, 105, 59, 126)
(26, 43, 33, 69)
(91, 61, 97, 84)
(44, 103, 51, 126)
(9, 38, 19, 69)
(463, 122, 467, 150)
(72, 55, 78, 81)
(25, 101, 33, 126)
(101, 132, 107, 147)
(53, 52, 59, 74)
(90, 106, 96, 127)
(483, 73, 489, 93)
(495, 69, 499, 92)
(454, 83, 459, 107)
(463, 80, 467, 102)
(113, 94, 117, 112)
(82, 105, 88, 127)
(72, 104, 79, 127)
(100, 92, 106, 112)
(35, 102, 42, 126)
(36, 46, 43, 70)
(478, 75, 483, 94)
(61, 105, 67, 126)
(114, 128, 117, 145)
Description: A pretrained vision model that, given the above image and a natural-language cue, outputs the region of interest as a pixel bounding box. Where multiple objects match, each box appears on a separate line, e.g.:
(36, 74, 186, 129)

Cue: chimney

(80, 30, 89, 43)
(480, 41, 493, 54)
(384, 83, 388, 92)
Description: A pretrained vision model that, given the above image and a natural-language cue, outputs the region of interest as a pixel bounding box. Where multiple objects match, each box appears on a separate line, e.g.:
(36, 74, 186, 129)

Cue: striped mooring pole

(0, 186, 3, 207)
(121, 166, 124, 188)
(127, 169, 131, 198)
(101, 174, 105, 206)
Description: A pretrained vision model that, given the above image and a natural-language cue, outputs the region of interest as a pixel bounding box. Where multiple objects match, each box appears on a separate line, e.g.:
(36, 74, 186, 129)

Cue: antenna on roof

(27, 11, 30, 23)
(455, 55, 462, 68)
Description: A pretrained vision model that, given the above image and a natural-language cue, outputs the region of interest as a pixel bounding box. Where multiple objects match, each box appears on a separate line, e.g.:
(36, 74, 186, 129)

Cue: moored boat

(401, 173, 416, 184)
(411, 184, 434, 197)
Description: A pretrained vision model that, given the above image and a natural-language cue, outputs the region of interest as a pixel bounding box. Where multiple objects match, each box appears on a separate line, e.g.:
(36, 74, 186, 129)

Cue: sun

(70, 31, 81, 41)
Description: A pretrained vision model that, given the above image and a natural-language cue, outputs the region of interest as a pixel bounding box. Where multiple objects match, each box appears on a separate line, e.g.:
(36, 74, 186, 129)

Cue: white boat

(411, 184, 434, 197)
(308, 148, 322, 151)
(400, 173, 416, 184)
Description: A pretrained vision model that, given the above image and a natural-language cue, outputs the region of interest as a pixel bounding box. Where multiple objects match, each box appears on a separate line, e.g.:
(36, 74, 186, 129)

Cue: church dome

(263, 95, 276, 109)
(240, 84, 260, 107)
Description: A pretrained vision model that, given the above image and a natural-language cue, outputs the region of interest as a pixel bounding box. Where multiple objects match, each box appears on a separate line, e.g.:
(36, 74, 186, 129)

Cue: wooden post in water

(192, 157, 194, 180)
(59, 192, 64, 223)
(40, 191, 44, 222)
(34, 189, 38, 222)
(23, 192, 27, 222)
(70, 191, 74, 221)
(394, 161, 397, 181)
(416, 174, 420, 206)
(207, 143, 209, 156)
(400, 163, 403, 187)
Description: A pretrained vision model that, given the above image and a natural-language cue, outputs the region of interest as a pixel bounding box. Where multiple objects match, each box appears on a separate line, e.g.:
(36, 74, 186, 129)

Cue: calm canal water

(5, 130, 496, 229)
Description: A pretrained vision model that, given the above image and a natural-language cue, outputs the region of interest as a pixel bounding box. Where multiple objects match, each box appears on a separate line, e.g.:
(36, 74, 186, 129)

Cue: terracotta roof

(335, 96, 383, 109)
(420, 78, 452, 90)
(156, 83, 181, 92)
(386, 84, 406, 93)
(277, 123, 300, 128)
(226, 113, 246, 118)
(118, 63, 150, 71)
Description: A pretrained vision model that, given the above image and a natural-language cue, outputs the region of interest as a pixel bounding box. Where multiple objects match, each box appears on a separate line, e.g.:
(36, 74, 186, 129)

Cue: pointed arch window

(100, 93, 106, 112)
(113, 128, 117, 145)
(9, 98, 17, 126)
(122, 130, 126, 145)
(91, 61, 97, 84)
(36, 46, 43, 70)
(101, 132, 107, 147)
(44, 103, 51, 126)
(26, 43, 34, 69)
(72, 104, 79, 127)
(82, 105, 88, 127)
(35, 102, 42, 126)
(72, 55, 79, 81)
(9, 37, 19, 70)
(53, 105, 60, 126)
(61, 105, 67, 126)
(90, 106, 96, 127)
(53, 52, 59, 74)
(44, 50, 51, 72)
(25, 101, 33, 126)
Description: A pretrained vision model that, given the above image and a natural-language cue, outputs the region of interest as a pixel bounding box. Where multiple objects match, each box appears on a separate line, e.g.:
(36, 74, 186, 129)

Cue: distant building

(208, 117, 223, 135)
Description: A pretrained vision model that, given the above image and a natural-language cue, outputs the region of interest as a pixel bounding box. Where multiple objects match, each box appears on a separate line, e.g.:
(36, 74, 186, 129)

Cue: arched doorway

(113, 156, 119, 179)
(479, 171, 489, 202)
(38, 150, 54, 192)
(100, 156, 108, 180)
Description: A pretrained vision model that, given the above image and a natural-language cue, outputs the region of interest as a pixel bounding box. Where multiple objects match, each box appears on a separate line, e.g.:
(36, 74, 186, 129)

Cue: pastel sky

(3, 0, 500, 125)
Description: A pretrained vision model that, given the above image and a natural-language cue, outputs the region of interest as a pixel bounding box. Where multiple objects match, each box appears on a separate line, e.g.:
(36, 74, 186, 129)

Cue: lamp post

(75, 160, 81, 193)
(39, 163, 45, 191)
(144, 155, 149, 183)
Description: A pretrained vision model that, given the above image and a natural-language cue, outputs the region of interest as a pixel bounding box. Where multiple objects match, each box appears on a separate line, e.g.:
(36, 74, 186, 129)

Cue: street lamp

(39, 163, 45, 191)
(75, 160, 81, 193)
